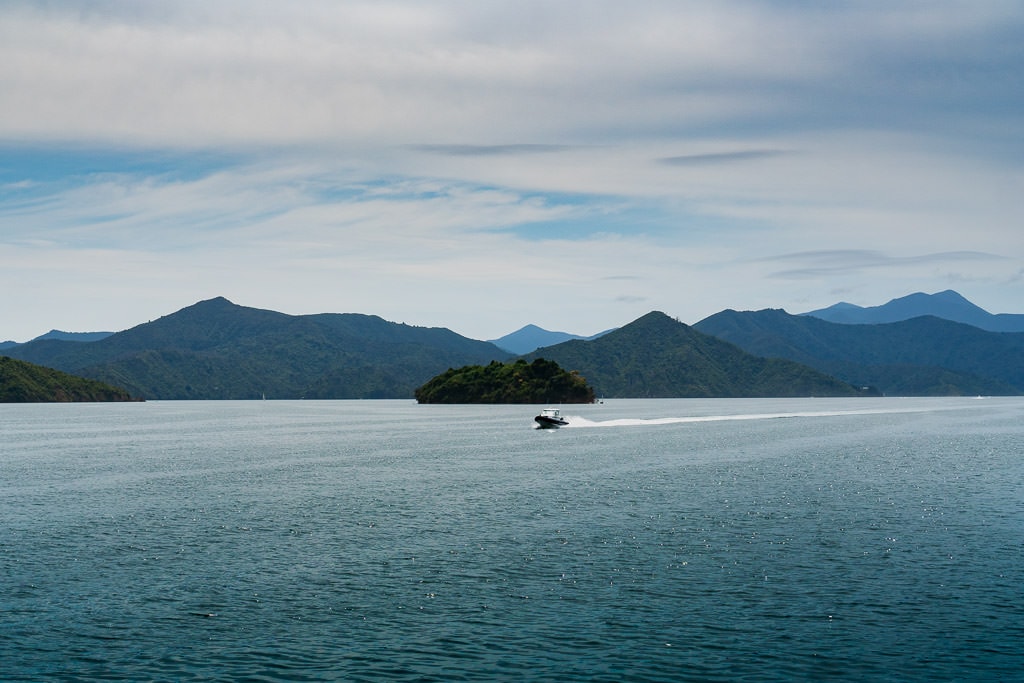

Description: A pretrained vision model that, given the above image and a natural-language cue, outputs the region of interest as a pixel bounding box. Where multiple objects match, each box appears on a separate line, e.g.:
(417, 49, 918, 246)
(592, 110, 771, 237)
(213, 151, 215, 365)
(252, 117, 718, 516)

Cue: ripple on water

(1, 398, 1022, 681)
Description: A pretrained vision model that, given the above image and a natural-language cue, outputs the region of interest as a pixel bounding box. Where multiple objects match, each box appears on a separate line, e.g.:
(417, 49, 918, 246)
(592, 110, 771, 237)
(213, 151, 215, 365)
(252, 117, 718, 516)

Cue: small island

(0, 356, 141, 402)
(415, 358, 595, 404)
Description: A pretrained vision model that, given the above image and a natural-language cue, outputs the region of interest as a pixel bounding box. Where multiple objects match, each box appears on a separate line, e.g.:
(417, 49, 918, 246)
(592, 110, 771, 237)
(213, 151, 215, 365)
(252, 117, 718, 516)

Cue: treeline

(415, 358, 595, 404)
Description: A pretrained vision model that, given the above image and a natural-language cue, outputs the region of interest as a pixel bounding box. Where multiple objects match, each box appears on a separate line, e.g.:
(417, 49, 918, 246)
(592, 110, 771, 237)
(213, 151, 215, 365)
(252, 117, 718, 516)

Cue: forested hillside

(3, 298, 510, 399)
(522, 312, 866, 398)
(0, 356, 138, 402)
(694, 308, 1024, 395)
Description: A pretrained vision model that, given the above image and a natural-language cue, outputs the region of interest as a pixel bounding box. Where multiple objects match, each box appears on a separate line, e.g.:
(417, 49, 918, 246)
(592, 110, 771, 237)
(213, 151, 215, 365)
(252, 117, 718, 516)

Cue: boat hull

(535, 415, 568, 428)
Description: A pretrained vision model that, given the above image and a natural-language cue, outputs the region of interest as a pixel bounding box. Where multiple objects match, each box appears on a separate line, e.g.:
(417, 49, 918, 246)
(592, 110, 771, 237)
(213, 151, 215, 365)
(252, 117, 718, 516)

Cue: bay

(1, 397, 1022, 681)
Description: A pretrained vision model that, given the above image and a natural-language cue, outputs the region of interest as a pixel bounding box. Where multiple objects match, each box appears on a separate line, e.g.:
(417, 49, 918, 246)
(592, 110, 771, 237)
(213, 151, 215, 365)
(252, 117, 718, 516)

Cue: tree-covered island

(415, 358, 595, 404)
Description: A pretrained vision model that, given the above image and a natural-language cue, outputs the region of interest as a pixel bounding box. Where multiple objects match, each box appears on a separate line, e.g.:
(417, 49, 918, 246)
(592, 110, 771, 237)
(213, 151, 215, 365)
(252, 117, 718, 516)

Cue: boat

(534, 407, 568, 429)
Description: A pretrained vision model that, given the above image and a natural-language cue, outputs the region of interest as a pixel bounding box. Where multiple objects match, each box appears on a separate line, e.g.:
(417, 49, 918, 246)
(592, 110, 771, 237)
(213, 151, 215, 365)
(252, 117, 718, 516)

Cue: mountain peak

(489, 322, 611, 354)
(885, 290, 981, 310)
(800, 290, 1024, 332)
(630, 311, 684, 329)
(191, 296, 236, 309)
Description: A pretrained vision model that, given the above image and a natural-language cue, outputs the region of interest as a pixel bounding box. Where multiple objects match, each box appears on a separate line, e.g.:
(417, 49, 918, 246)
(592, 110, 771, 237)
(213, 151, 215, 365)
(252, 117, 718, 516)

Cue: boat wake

(560, 407, 932, 428)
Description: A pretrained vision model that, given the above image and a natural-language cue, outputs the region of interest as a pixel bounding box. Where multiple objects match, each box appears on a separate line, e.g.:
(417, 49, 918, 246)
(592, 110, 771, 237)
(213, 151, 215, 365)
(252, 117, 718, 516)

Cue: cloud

(0, 1, 1022, 340)
(408, 144, 573, 156)
(659, 150, 789, 166)
(762, 250, 1007, 279)
(3, 1, 1018, 148)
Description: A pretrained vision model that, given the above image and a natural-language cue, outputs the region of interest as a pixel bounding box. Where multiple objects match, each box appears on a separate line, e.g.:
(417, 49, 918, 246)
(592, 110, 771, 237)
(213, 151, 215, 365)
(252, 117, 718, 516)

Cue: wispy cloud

(659, 150, 789, 166)
(409, 144, 573, 157)
(762, 250, 1007, 279)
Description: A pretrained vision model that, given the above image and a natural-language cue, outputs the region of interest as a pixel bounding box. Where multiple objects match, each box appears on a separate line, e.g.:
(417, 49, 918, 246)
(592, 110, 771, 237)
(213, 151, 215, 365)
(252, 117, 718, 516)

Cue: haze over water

(3, 397, 1022, 681)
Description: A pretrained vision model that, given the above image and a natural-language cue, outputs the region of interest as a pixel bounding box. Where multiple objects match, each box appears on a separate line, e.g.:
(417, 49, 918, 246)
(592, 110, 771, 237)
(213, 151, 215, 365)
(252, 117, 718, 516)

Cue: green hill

(521, 311, 866, 398)
(694, 309, 1024, 395)
(415, 358, 595, 404)
(0, 356, 138, 402)
(3, 297, 511, 400)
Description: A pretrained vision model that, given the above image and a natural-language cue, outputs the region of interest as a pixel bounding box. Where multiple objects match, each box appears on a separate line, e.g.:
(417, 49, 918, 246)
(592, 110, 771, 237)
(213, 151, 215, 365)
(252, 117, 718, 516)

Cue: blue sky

(1, 0, 1022, 341)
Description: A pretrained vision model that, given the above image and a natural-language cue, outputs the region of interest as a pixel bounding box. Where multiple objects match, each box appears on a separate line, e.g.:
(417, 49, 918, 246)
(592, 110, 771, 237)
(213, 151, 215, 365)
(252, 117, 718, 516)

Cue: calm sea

(2, 398, 1022, 682)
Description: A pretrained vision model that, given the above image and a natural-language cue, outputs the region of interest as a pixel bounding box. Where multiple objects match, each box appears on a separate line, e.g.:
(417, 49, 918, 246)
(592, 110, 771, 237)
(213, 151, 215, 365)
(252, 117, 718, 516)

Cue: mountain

(520, 311, 867, 398)
(2, 297, 511, 399)
(33, 329, 115, 343)
(489, 324, 613, 354)
(1, 330, 115, 350)
(694, 308, 1024, 395)
(802, 290, 1024, 332)
(0, 355, 139, 402)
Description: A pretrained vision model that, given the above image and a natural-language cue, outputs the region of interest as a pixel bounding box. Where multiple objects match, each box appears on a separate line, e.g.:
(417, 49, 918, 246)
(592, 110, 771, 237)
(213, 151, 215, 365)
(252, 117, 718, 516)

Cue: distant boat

(534, 407, 568, 429)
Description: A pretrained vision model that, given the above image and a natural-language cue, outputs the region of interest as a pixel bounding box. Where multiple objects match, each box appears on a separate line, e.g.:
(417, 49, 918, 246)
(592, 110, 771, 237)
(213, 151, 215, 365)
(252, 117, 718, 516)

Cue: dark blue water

(2, 398, 1022, 681)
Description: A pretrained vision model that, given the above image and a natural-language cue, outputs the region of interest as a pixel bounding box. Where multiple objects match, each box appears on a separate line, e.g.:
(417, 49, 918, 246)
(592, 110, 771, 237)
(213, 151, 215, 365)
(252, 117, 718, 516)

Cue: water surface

(2, 398, 1022, 681)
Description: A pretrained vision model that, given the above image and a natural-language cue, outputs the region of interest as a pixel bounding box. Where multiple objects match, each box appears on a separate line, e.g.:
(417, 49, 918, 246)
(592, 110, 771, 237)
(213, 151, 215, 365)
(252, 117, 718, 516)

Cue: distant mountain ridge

(489, 324, 613, 354)
(695, 308, 1024, 395)
(802, 290, 1024, 332)
(35, 329, 115, 342)
(1, 329, 114, 349)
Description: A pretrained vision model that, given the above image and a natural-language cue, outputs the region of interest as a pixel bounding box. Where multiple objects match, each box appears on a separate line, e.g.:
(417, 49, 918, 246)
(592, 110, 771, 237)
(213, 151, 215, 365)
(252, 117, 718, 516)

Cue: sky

(1, 0, 1022, 342)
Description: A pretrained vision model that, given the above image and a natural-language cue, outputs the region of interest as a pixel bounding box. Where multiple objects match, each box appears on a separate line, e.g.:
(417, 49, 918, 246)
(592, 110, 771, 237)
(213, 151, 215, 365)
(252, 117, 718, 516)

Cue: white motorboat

(534, 407, 568, 428)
